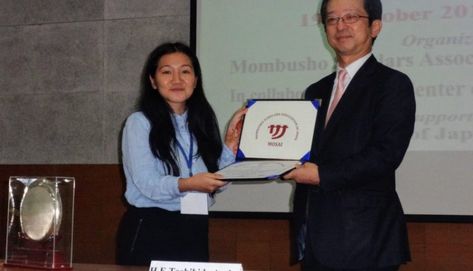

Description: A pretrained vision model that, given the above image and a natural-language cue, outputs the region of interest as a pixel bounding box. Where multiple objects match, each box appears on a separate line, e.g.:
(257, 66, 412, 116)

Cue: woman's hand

(178, 172, 227, 193)
(224, 107, 248, 154)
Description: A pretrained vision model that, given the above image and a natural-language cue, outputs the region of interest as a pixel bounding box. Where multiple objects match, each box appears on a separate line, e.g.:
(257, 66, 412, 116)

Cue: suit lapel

(319, 56, 379, 149)
(310, 75, 334, 160)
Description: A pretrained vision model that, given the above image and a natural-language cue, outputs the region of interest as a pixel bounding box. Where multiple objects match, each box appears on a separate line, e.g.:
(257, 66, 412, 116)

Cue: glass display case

(4, 176, 75, 270)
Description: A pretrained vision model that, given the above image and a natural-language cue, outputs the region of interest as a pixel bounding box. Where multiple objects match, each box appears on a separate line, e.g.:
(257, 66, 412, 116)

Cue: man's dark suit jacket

(293, 55, 415, 269)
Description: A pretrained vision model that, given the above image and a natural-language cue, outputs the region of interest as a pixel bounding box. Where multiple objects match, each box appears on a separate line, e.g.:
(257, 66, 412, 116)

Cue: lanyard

(176, 133, 194, 177)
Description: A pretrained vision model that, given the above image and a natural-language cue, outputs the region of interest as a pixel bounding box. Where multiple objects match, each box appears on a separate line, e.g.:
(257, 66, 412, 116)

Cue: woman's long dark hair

(138, 42, 223, 175)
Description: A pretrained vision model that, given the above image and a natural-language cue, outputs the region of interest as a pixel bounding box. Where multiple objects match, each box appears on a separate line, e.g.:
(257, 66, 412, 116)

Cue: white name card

(149, 260, 243, 271)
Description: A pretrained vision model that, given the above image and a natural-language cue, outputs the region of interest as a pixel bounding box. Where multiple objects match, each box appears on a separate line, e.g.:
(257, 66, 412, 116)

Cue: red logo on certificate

(253, 113, 301, 149)
(268, 124, 288, 139)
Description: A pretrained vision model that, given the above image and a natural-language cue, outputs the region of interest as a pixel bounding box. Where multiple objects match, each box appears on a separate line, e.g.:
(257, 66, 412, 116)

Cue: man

(284, 0, 415, 270)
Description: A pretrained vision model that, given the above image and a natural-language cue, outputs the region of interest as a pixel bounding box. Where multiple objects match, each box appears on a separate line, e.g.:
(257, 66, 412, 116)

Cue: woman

(116, 42, 245, 265)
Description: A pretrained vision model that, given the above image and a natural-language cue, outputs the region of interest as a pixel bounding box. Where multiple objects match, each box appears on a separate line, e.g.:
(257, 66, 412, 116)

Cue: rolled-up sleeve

(219, 145, 236, 169)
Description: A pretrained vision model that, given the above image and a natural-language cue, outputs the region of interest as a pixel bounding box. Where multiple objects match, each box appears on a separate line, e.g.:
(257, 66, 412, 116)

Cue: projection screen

(194, 0, 473, 215)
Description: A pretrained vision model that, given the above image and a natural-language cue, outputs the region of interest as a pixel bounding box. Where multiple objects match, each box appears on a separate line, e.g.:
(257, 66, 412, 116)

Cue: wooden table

(1, 262, 147, 271)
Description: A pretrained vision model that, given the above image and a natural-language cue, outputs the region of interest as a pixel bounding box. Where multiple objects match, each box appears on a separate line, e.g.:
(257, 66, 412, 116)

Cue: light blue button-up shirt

(121, 111, 235, 211)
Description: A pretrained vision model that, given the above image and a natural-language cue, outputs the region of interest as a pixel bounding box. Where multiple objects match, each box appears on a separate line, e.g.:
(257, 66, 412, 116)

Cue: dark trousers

(116, 206, 209, 266)
(302, 260, 400, 271)
(302, 231, 400, 271)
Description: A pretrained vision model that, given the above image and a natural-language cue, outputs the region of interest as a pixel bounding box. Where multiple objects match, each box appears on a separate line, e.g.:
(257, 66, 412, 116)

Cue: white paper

(217, 160, 299, 180)
(238, 100, 317, 160)
(180, 192, 208, 215)
(150, 260, 243, 271)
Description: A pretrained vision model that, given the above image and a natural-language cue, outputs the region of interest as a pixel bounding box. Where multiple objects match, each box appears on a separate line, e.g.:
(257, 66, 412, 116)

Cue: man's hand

(283, 162, 320, 185)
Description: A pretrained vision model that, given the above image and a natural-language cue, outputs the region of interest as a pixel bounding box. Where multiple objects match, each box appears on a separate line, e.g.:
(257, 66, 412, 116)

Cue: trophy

(4, 176, 75, 269)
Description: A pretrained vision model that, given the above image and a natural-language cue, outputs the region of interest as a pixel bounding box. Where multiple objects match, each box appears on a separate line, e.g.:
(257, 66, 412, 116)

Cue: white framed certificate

(217, 99, 319, 181)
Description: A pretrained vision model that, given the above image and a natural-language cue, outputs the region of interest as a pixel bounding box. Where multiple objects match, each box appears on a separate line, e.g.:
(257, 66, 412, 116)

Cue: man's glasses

(325, 14, 369, 25)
